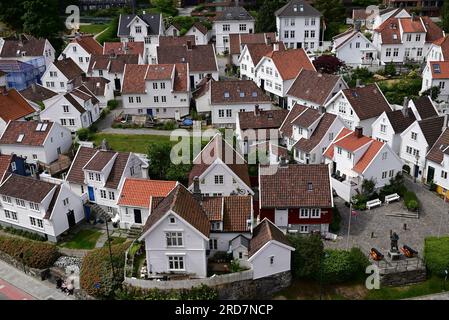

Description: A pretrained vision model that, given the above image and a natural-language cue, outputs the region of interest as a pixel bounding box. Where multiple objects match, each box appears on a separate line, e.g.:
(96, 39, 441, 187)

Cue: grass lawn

(93, 133, 175, 153)
(105, 237, 127, 247)
(79, 24, 108, 35)
(60, 229, 103, 250)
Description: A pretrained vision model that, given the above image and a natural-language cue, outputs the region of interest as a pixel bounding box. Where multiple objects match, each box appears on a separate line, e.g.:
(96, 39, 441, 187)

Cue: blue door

(88, 186, 95, 202)
(84, 205, 91, 221)
(146, 108, 153, 116)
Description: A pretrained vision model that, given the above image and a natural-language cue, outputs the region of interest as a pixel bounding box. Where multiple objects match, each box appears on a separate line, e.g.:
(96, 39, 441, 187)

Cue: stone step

(386, 212, 419, 219)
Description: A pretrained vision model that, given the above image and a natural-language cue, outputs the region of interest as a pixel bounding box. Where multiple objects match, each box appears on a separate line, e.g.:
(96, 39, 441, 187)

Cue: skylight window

(17, 134, 24, 143)
(239, 92, 245, 98)
(393, 34, 398, 40)
(224, 91, 230, 98)
(36, 123, 43, 131)
(434, 64, 441, 74)
(41, 123, 48, 131)
(252, 91, 257, 97)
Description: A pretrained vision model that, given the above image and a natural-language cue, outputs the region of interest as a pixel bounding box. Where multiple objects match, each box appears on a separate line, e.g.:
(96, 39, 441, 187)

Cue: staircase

(85, 202, 114, 220)
(128, 225, 143, 238)
(386, 211, 419, 219)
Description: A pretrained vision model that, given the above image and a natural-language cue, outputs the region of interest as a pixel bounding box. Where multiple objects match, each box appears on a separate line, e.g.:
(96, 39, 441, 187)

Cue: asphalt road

(0, 278, 35, 300)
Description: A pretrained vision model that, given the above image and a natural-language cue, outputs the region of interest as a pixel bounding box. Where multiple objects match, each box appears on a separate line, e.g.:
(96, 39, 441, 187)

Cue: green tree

(288, 234, 324, 279)
(421, 86, 441, 101)
(255, 0, 287, 33)
(314, 0, 346, 39)
(22, 0, 64, 39)
(151, 0, 178, 16)
(0, 0, 26, 31)
(147, 141, 173, 180)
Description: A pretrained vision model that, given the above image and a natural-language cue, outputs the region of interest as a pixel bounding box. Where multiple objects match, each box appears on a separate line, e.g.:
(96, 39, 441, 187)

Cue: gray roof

(117, 14, 161, 37)
(214, 7, 254, 21)
(275, 0, 322, 17)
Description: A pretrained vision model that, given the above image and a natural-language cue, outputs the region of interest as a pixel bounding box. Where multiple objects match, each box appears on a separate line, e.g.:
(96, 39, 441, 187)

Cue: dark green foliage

(404, 191, 419, 211)
(169, 16, 199, 35)
(424, 237, 449, 277)
(115, 284, 218, 300)
(22, 0, 64, 39)
(152, 0, 178, 16)
(0, 0, 26, 31)
(1, 227, 46, 241)
(352, 193, 367, 210)
(343, 67, 375, 88)
(80, 242, 129, 298)
(379, 173, 406, 201)
(421, 86, 441, 101)
(442, 0, 449, 32)
(322, 248, 370, 283)
(314, 0, 346, 39)
(255, 0, 287, 33)
(329, 207, 341, 233)
(378, 77, 423, 105)
(362, 179, 376, 196)
(287, 234, 324, 279)
(0, 236, 59, 269)
(107, 100, 119, 110)
(384, 63, 397, 77)
(77, 128, 95, 141)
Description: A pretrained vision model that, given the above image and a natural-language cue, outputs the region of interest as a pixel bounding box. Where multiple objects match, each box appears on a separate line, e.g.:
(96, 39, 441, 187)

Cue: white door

(275, 209, 288, 227)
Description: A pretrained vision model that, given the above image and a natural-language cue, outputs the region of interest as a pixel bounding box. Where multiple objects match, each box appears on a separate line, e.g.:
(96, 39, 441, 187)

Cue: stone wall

(380, 269, 427, 287)
(0, 250, 48, 281)
(124, 270, 292, 300)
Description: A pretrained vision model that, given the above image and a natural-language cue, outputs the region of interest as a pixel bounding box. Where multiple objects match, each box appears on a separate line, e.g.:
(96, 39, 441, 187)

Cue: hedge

(404, 191, 419, 211)
(287, 234, 324, 279)
(424, 237, 449, 277)
(0, 225, 46, 241)
(80, 242, 130, 298)
(115, 284, 218, 300)
(322, 248, 370, 284)
(0, 236, 59, 269)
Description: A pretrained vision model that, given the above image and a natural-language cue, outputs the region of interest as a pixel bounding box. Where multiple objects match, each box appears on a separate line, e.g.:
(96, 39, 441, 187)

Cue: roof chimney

(273, 43, 279, 52)
(254, 104, 260, 116)
(356, 79, 362, 88)
(186, 40, 192, 50)
(266, 36, 272, 46)
(279, 156, 288, 167)
(355, 126, 363, 138)
(31, 83, 36, 93)
(402, 96, 410, 116)
(193, 176, 202, 202)
(100, 139, 110, 151)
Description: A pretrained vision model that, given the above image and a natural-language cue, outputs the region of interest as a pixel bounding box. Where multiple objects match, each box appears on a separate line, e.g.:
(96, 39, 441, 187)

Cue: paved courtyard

(325, 178, 449, 256)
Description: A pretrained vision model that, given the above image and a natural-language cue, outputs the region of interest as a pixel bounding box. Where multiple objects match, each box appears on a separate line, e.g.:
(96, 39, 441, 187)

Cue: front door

(414, 165, 420, 179)
(297, 42, 302, 49)
(427, 166, 435, 184)
(146, 108, 153, 116)
(134, 209, 142, 224)
(88, 186, 95, 202)
(274, 209, 288, 227)
(114, 78, 121, 91)
(190, 75, 195, 90)
(67, 210, 76, 228)
(260, 79, 265, 91)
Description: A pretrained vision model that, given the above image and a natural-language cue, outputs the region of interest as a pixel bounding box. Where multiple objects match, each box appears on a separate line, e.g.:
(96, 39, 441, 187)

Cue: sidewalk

(0, 260, 74, 300)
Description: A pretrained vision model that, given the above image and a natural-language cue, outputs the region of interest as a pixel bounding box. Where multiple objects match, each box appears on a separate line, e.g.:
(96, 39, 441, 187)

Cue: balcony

(331, 173, 359, 202)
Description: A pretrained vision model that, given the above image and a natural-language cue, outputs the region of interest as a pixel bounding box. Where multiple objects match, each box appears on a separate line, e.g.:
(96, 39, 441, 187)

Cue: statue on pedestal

(390, 232, 399, 253)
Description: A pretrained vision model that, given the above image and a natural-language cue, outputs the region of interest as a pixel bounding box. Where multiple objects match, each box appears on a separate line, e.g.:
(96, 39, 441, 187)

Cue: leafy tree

(22, 0, 64, 39)
(352, 0, 381, 7)
(255, 0, 287, 33)
(361, 178, 376, 196)
(313, 0, 346, 39)
(421, 86, 441, 101)
(343, 67, 375, 88)
(384, 63, 397, 77)
(288, 234, 324, 279)
(313, 55, 345, 74)
(442, 0, 449, 32)
(151, 0, 178, 16)
(378, 77, 423, 105)
(0, 0, 26, 31)
(147, 142, 173, 180)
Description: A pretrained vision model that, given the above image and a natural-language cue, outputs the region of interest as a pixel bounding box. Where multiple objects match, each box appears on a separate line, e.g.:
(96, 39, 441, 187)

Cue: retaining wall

(0, 250, 48, 281)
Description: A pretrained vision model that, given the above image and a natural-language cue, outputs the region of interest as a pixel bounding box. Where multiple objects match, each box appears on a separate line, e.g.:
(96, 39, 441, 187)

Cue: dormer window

(95, 173, 101, 181)
(224, 91, 230, 98)
(239, 92, 245, 98)
(307, 182, 313, 191)
(169, 216, 176, 224)
(17, 134, 24, 143)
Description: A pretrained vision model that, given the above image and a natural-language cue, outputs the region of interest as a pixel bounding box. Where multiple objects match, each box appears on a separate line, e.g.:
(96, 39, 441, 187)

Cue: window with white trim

(30, 216, 43, 228)
(108, 191, 115, 200)
(29, 202, 39, 211)
(299, 225, 309, 233)
(389, 169, 395, 178)
(168, 256, 184, 270)
(380, 124, 387, 133)
(411, 132, 418, 140)
(63, 198, 69, 206)
(15, 199, 25, 207)
(382, 171, 387, 179)
(300, 208, 309, 218)
(2, 195, 11, 204)
(209, 238, 218, 250)
(310, 208, 321, 218)
(166, 232, 183, 247)
(214, 175, 224, 185)
(100, 190, 107, 199)
(441, 171, 448, 179)
(63, 105, 69, 113)
(4, 209, 17, 220)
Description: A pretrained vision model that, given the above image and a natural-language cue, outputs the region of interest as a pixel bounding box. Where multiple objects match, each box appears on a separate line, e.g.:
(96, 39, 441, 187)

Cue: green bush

(115, 284, 218, 300)
(352, 194, 368, 210)
(2, 227, 46, 241)
(163, 120, 177, 130)
(424, 237, 449, 277)
(76, 128, 94, 141)
(404, 191, 419, 211)
(322, 248, 369, 284)
(0, 236, 59, 269)
(107, 100, 119, 110)
(330, 207, 342, 233)
(80, 242, 130, 298)
(349, 247, 370, 275)
(288, 234, 324, 279)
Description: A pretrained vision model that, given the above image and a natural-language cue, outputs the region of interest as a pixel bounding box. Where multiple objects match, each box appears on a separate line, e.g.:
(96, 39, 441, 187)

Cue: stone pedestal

(388, 250, 401, 261)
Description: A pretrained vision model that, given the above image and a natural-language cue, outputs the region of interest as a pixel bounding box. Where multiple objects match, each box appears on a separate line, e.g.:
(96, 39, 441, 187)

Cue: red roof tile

(211, 80, 271, 104)
(433, 36, 449, 60)
(264, 48, 315, 80)
(74, 35, 103, 55)
(353, 140, 384, 174)
(429, 61, 449, 79)
(118, 178, 177, 208)
(399, 18, 425, 33)
(0, 89, 35, 121)
(103, 41, 144, 56)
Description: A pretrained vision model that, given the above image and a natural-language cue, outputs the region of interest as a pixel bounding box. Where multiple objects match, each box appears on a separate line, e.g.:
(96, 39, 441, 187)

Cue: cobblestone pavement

(325, 178, 449, 256)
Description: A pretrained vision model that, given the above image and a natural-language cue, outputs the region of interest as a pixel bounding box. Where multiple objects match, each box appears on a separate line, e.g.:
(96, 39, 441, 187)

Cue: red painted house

(258, 163, 333, 234)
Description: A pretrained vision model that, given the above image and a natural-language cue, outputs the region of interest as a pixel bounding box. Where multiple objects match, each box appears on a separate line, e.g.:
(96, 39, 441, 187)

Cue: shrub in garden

(163, 120, 176, 130)
(287, 234, 324, 279)
(80, 242, 130, 298)
(107, 99, 119, 110)
(404, 191, 419, 211)
(330, 207, 342, 233)
(77, 128, 93, 141)
(424, 237, 449, 277)
(0, 236, 59, 269)
(349, 247, 370, 275)
(2, 227, 46, 241)
(115, 284, 218, 300)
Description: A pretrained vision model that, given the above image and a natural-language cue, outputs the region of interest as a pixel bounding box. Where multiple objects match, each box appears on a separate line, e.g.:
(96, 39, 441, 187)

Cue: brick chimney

(193, 176, 202, 201)
(355, 126, 363, 138)
(254, 104, 260, 116)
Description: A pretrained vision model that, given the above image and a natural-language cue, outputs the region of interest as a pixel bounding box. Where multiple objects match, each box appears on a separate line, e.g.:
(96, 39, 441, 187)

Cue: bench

(385, 193, 400, 204)
(366, 199, 382, 210)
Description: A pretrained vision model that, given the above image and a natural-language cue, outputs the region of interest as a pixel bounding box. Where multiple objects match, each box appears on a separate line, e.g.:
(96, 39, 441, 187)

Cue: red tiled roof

(0, 174, 55, 203)
(353, 140, 384, 174)
(74, 35, 103, 55)
(287, 69, 343, 106)
(211, 80, 271, 104)
(190, 22, 208, 35)
(245, 43, 281, 66)
(249, 218, 292, 257)
(259, 164, 332, 208)
(399, 18, 425, 33)
(118, 178, 177, 208)
(0, 120, 53, 146)
(19, 84, 58, 104)
(201, 197, 223, 221)
(142, 184, 210, 237)
(229, 32, 276, 55)
(323, 127, 353, 159)
(433, 36, 449, 60)
(429, 61, 449, 79)
(264, 48, 315, 80)
(293, 113, 338, 153)
(0, 36, 47, 57)
(335, 132, 372, 152)
(54, 58, 84, 81)
(223, 196, 252, 232)
(157, 44, 218, 73)
(84, 150, 116, 171)
(238, 108, 288, 130)
(103, 41, 144, 56)
(422, 16, 444, 44)
(159, 36, 195, 47)
(0, 89, 36, 121)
